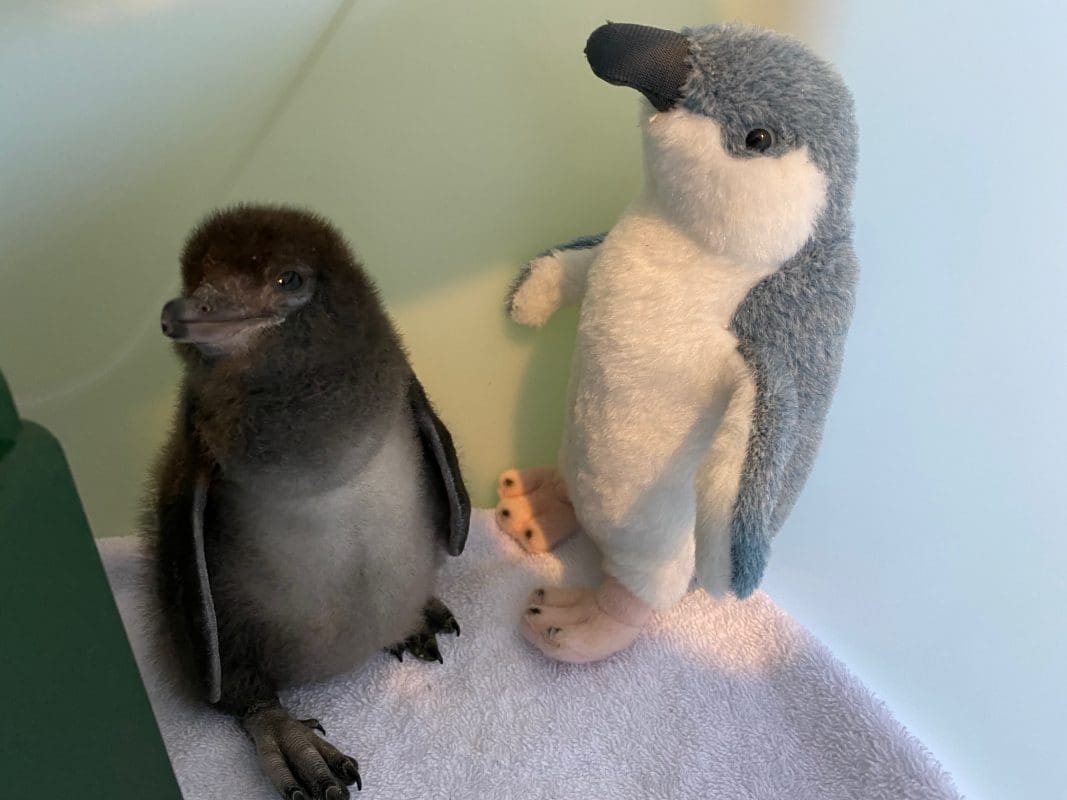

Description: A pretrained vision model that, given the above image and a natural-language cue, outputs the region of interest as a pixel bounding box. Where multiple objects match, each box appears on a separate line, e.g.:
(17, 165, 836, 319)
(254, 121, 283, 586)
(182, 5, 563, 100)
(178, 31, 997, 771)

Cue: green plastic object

(0, 370, 182, 797)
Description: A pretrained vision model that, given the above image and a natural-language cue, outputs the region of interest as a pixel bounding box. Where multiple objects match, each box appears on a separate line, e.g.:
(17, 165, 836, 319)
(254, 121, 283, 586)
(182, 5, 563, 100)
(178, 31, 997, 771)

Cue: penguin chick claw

(520, 579, 652, 664)
(495, 467, 578, 553)
(386, 597, 460, 663)
(242, 707, 361, 798)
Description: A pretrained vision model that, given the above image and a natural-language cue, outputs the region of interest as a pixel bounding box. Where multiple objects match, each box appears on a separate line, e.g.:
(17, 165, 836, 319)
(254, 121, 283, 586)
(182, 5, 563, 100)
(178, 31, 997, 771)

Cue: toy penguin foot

(520, 578, 652, 664)
(495, 466, 578, 553)
(386, 597, 459, 663)
(242, 706, 361, 799)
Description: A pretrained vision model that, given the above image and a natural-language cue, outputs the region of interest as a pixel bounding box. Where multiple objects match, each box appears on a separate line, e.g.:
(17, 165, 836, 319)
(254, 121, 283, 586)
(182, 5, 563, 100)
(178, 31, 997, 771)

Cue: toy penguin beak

(160, 297, 275, 346)
(584, 23, 692, 112)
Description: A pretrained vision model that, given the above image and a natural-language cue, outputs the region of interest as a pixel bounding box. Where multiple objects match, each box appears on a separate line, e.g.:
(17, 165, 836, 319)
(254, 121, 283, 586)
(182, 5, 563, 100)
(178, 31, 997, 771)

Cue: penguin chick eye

(276, 271, 303, 291)
(745, 128, 775, 153)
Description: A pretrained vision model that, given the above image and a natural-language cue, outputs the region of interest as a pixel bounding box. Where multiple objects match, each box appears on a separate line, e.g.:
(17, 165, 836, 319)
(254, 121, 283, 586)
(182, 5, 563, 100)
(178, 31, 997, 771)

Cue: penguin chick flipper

(409, 377, 471, 556)
(520, 579, 652, 664)
(154, 417, 221, 702)
(243, 706, 361, 798)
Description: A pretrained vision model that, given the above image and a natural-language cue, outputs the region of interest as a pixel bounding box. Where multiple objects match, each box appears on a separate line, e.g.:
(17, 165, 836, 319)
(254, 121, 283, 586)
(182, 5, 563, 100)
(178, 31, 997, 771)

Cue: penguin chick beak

(160, 297, 278, 350)
(584, 22, 692, 112)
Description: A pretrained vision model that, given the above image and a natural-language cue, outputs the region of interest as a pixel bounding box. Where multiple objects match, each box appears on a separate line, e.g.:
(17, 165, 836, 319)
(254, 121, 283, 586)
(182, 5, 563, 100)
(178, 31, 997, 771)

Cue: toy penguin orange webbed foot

(494, 467, 578, 553)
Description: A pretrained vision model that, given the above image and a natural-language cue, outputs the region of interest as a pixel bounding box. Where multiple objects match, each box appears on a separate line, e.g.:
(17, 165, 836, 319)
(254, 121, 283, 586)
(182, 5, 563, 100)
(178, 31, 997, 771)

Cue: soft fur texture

(99, 511, 959, 800)
(642, 110, 829, 266)
(558, 199, 777, 609)
(507, 23, 858, 606)
(222, 408, 440, 684)
(506, 233, 605, 327)
(145, 205, 470, 797)
(149, 205, 435, 700)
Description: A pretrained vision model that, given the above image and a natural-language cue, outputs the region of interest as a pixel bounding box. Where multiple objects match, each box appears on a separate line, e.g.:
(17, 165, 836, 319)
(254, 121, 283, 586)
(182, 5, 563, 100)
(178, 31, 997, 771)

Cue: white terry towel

(99, 509, 959, 800)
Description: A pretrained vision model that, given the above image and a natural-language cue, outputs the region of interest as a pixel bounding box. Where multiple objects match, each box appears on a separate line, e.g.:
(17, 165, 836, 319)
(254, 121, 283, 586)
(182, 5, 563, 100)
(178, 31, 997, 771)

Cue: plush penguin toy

(496, 22, 859, 663)
(149, 205, 470, 797)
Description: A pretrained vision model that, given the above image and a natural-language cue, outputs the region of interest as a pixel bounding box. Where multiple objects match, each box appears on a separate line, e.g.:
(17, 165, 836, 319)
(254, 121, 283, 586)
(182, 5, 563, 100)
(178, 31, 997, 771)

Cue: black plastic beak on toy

(584, 23, 692, 112)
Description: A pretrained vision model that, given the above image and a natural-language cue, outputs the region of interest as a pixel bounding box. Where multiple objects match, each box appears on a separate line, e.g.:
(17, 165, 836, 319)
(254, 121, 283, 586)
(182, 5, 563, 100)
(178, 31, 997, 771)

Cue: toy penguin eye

(745, 128, 775, 153)
(276, 271, 303, 291)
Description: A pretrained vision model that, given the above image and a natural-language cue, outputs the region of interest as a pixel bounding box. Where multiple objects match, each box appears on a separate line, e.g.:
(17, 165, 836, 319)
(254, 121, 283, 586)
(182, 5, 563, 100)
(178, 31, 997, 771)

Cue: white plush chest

(579, 207, 776, 387)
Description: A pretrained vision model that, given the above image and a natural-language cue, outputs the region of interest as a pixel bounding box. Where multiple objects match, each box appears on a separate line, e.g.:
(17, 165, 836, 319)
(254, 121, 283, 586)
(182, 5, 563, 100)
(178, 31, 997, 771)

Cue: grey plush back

(680, 24, 860, 596)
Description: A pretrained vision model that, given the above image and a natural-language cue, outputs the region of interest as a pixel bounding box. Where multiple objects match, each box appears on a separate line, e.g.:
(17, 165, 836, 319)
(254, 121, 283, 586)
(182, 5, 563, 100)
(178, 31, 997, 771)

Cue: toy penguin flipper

(506, 232, 607, 325)
(543, 232, 607, 254)
(727, 342, 800, 598)
(409, 376, 471, 556)
(728, 242, 858, 597)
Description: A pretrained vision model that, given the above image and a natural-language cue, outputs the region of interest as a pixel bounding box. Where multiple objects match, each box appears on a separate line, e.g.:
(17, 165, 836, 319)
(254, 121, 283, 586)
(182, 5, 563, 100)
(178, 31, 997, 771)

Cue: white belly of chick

(231, 411, 438, 682)
(562, 213, 774, 532)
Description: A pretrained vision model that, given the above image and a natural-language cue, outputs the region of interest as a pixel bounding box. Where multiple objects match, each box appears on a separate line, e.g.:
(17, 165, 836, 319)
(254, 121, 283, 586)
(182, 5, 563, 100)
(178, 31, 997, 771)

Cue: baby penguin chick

(147, 205, 470, 799)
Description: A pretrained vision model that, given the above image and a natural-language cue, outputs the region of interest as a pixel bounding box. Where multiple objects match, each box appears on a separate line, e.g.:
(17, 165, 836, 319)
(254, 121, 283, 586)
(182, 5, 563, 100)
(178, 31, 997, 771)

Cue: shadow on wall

(504, 307, 578, 472)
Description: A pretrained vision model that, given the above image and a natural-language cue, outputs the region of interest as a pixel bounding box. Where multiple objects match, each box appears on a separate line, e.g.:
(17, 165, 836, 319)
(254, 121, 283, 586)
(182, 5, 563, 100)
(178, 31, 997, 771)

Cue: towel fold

(98, 509, 958, 800)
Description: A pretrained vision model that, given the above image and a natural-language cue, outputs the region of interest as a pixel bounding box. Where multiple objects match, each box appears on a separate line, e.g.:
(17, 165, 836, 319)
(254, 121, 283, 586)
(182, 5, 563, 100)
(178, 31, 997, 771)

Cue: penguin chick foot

(495, 467, 578, 553)
(422, 596, 461, 637)
(242, 706, 361, 799)
(386, 597, 459, 663)
(520, 578, 652, 664)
